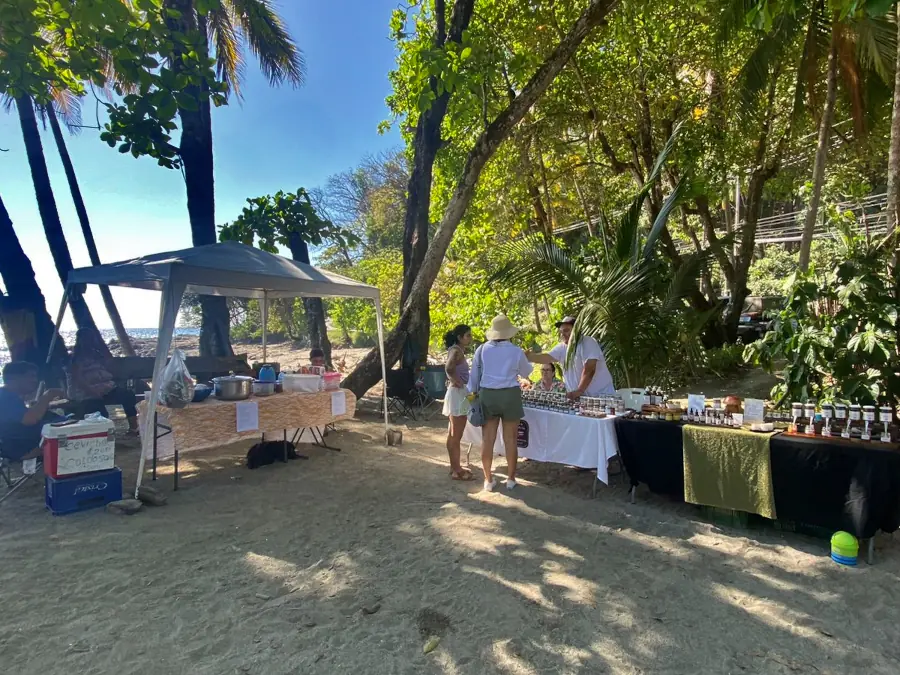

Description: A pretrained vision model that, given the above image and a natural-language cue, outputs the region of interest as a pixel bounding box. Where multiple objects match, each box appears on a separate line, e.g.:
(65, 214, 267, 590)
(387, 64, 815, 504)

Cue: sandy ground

(3, 403, 900, 675)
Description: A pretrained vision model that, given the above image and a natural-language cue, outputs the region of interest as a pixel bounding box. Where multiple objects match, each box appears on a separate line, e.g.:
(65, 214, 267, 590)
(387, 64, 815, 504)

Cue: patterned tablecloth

(138, 389, 357, 455)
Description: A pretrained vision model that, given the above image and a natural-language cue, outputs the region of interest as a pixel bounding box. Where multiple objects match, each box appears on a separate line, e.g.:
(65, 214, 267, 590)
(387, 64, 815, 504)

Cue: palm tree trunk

(799, 29, 839, 271)
(164, 2, 232, 357)
(0, 193, 68, 382)
(14, 95, 106, 350)
(45, 103, 136, 357)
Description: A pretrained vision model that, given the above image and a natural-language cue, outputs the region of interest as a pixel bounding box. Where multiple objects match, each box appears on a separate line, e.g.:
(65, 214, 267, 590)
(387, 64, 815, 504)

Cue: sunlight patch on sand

(543, 541, 585, 561)
(464, 565, 556, 610)
(490, 639, 541, 675)
(429, 514, 524, 556)
(709, 581, 831, 644)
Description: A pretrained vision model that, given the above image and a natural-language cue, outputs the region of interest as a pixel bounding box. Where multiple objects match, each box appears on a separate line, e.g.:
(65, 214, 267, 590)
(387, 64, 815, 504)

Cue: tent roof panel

(67, 241, 378, 299)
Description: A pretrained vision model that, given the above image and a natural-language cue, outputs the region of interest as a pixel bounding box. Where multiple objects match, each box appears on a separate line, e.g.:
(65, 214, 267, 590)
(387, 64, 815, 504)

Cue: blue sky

(1, 0, 401, 330)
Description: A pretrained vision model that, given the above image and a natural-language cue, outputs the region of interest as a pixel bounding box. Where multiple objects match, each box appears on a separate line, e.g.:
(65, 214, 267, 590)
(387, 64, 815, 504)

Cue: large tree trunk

(15, 95, 106, 351)
(287, 233, 333, 368)
(0, 194, 68, 383)
(799, 29, 839, 271)
(343, 0, 620, 397)
(888, 5, 900, 377)
(45, 103, 136, 357)
(399, 0, 475, 368)
(167, 2, 233, 357)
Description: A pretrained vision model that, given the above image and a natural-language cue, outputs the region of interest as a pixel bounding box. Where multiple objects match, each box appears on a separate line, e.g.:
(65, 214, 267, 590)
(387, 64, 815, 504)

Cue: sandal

(450, 469, 474, 481)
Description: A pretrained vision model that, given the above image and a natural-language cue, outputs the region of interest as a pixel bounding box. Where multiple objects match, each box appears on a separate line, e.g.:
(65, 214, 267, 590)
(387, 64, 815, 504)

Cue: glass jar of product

(849, 404, 861, 421)
(862, 405, 876, 440)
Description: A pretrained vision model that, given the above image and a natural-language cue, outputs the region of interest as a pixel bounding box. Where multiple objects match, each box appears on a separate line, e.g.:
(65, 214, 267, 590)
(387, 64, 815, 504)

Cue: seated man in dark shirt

(0, 362, 66, 461)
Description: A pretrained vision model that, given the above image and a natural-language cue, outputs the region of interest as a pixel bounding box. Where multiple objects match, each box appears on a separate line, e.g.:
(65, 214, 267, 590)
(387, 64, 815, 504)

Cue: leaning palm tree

(719, 0, 896, 270)
(164, 0, 305, 356)
(13, 94, 107, 347)
(491, 126, 717, 388)
(42, 96, 136, 356)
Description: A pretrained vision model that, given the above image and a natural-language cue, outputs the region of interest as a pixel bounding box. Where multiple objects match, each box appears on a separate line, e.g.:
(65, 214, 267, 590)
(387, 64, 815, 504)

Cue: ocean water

(0, 327, 201, 371)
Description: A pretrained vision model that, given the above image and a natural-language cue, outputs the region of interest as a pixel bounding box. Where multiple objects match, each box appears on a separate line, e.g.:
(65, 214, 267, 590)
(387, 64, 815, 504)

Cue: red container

(41, 419, 116, 479)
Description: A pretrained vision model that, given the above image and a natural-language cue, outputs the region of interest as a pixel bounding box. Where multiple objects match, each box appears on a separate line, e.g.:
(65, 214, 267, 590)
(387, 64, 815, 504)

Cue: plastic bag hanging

(159, 349, 195, 408)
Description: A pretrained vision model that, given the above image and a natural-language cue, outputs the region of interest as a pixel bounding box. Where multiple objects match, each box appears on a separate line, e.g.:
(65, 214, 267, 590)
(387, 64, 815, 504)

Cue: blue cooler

(45, 468, 123, 515)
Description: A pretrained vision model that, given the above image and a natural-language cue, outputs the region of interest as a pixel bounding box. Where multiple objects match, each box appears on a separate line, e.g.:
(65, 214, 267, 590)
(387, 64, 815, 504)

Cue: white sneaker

(506, 478, 517, 491)
(483, 478, 498, 492)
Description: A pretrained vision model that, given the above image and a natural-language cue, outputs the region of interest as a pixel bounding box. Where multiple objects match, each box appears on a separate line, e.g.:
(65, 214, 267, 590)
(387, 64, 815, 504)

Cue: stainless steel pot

(252, 380, 275, 397)
(212, 374, 254, 400)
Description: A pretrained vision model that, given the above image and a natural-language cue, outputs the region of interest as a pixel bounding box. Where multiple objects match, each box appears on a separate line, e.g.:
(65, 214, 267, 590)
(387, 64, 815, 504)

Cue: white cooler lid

(42, 418, 116, 439)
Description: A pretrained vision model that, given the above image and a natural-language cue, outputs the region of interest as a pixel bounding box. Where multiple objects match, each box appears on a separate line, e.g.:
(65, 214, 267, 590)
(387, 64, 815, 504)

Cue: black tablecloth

(770, 434, 900, 539)
(614, 417, 685, 499)
(614, 418, 900, 539)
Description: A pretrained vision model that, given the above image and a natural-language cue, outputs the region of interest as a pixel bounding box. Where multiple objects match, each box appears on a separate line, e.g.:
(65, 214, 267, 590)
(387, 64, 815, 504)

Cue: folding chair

(411, 367, 440, 420)
(0, 443, 41, 505)
(378, 368, 418, 421)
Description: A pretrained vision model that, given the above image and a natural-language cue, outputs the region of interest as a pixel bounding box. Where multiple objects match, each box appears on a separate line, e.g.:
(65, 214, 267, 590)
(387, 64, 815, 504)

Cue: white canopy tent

(46, 241, 390, 497)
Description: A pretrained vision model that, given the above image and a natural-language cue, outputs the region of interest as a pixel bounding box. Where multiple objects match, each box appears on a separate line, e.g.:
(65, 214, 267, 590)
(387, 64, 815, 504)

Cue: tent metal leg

(283, 429, 288, 463)
(152, 412, 158, 481)
(630, 485, 636, 504)
(174, 444, 179, 491)
(868, 537, 875, 565)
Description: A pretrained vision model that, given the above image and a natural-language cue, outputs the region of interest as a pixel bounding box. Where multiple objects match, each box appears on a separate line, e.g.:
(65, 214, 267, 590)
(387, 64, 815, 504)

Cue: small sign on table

(743, 398, 765, 424)
(236, 401, 259, 432)
(331, 392, 347, 417)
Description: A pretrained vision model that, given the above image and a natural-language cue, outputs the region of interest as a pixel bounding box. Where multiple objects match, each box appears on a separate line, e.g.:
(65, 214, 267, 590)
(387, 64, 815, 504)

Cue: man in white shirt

(528, 316, 615, 400)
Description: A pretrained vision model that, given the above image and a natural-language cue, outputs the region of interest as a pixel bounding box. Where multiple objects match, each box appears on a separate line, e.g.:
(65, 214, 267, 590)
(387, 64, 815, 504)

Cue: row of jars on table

(786, 402, 894, 442)
(521, 390, 623, 417)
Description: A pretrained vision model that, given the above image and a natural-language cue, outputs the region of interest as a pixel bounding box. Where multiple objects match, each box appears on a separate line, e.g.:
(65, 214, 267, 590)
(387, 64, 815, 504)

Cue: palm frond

(208, 1, 246, 96)
(738, 11, 803, 112)
(716, 0, 758, 47)
(227, 0, 305, 87)
(854, 16, 896, 84)
(46, 89, 83, 132)
(643, 177, 688, 263)
(490, 235, 592, 303)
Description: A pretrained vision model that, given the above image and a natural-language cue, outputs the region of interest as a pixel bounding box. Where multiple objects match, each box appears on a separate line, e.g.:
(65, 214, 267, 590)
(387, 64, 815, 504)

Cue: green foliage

(704, 344, 748, 377)
(219, 188, 359, 257)
(744, 225, 898, 406)
(0, 0, 228, 169)
(490, 127, 716, 389)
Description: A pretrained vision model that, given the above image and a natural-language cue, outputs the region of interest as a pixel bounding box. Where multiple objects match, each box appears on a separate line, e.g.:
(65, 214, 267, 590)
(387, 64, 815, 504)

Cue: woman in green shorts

(468, 315, 533, 491)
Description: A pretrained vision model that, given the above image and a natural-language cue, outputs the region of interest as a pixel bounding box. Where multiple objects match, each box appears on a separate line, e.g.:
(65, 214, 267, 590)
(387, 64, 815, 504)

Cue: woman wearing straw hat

(468, 314, 533, 491)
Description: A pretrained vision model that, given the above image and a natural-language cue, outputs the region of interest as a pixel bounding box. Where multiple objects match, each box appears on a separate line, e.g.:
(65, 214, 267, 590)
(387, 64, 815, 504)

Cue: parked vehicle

(721, 296, 784, 343)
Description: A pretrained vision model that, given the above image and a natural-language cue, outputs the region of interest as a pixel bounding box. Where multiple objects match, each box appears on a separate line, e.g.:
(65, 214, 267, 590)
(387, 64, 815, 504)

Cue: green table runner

(682, 425, 777, 519)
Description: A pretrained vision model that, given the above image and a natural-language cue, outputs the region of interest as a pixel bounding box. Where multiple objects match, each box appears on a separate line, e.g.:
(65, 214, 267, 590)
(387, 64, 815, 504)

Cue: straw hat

(486, 314, 519, 341)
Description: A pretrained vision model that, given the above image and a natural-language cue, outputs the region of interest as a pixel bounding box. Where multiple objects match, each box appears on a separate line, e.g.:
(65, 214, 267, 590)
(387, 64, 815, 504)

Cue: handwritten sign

(236, 401, 259, 432)
(56, 434, 115, 475)
(331, 392, 347, 417)
(687, 394, 705, 414)
(743, 398, 765, 423)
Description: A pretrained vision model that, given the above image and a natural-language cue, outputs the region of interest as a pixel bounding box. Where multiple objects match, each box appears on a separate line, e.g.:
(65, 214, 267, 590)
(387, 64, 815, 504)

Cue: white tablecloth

(462, 408, 620, 484)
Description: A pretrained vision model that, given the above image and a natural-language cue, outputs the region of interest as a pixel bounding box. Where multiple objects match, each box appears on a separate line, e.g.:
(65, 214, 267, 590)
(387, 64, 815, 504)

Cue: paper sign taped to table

(331, 392, 346, 417)
(687, 394, 705, 413)
(56, 434, 115, 475)
(743, 398, 765, 423)
(236, 401, 259, 432)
